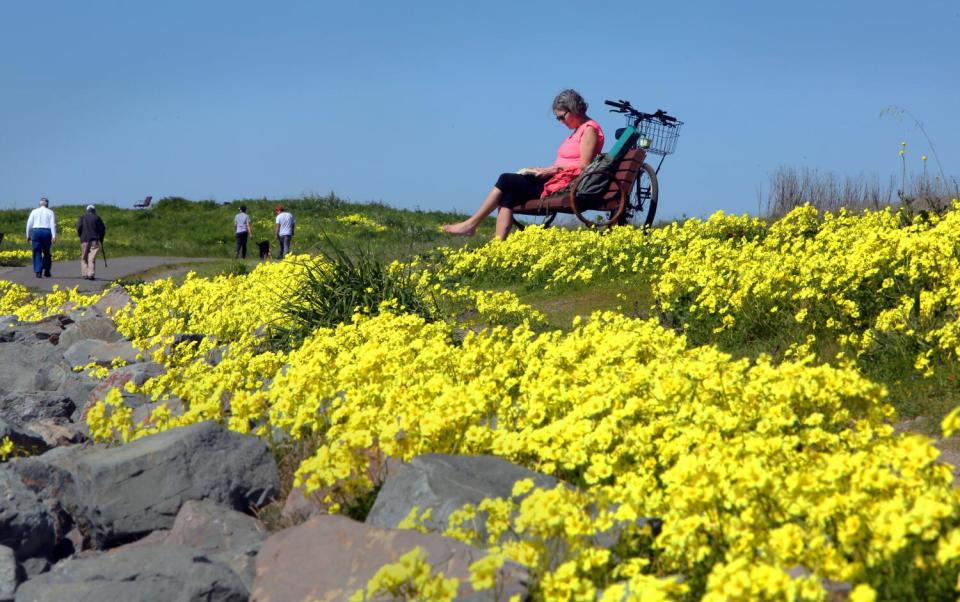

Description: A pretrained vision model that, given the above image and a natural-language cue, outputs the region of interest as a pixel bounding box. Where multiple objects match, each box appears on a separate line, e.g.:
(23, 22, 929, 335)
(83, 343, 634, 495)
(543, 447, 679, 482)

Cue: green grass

(513, 279, 656, 331)
(0, 193, 491, 263)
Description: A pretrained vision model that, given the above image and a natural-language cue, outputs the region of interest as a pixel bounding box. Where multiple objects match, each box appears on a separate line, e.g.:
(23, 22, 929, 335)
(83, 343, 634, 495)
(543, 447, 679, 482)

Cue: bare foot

(442, 223, 476, 236)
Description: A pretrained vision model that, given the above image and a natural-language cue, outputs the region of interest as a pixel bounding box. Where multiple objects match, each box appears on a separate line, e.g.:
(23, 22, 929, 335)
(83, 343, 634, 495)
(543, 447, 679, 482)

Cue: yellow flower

(849, 583, 876, 602)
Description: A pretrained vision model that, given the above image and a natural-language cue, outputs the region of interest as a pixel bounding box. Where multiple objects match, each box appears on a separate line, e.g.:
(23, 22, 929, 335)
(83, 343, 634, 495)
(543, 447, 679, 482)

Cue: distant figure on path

(234, 205, 252, 259)
(274, 205, 295, 259)
(442, 89, 604, 240)
(25, 197, 57, 278)
(76, 204, 106, 280)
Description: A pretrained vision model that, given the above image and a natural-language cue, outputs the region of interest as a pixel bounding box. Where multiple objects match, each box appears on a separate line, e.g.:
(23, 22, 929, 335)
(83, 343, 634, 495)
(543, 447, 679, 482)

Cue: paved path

(0, 256, 217, 293)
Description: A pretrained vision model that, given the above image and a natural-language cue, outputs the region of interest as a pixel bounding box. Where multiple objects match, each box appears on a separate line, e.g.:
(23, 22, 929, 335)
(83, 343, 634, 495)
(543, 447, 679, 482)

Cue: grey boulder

(252, 514, 528, 602)
(77, 362, 166, 421)
(61, 339, 139, 369)
(0, 545, 22, 602)
(91, 287, 132, 316)
(57, 315, 122, 349)
(13, 545, 248, 602)
(0, 421, 49, 457)
(0, 316, 69, 346)
(0, 344, 71, 393)
(366, 454, 558, 535)
(9, 422, 279, 549)
(0, 470, 57, 560)
(0, 393, 75, 425)
(122, 499, 267, 590)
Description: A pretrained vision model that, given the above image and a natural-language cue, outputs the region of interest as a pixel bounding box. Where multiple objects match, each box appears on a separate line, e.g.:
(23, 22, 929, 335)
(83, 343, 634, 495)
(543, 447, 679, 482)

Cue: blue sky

(1, 0, 957, 220)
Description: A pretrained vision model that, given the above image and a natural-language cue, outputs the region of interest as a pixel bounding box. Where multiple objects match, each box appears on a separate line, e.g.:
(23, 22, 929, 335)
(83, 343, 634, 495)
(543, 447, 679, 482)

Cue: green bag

(574, 126, 640, 202)
(575, 153, 617, 202)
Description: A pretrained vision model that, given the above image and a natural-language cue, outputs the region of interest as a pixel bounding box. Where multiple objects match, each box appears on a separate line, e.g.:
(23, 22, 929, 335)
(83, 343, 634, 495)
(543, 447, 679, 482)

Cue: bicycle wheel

(620, 163, 658, 228)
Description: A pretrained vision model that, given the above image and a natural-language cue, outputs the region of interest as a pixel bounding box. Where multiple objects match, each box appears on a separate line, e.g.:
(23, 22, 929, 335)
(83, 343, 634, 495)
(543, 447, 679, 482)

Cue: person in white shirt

(234, 205, 253, 259)
(274, 205, 295, 259)
(25, 197, 57, 278)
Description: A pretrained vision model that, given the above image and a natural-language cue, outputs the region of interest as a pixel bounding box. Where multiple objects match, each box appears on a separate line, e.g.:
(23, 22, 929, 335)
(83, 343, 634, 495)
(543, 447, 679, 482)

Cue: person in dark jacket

(76, 205, 106, 280)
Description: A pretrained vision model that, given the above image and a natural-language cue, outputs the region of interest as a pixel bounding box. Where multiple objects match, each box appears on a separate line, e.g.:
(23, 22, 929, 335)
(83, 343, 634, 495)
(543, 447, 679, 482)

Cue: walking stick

(100, 240, 108, 268)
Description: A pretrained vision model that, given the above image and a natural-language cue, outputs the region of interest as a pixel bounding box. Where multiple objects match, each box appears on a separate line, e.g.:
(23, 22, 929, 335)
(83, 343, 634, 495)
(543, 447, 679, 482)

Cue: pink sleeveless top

(542, 120, 604, 197)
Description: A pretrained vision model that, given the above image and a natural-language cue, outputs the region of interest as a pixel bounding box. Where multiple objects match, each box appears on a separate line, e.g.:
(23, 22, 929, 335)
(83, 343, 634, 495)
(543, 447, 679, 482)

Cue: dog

(257, 240, 270, 259)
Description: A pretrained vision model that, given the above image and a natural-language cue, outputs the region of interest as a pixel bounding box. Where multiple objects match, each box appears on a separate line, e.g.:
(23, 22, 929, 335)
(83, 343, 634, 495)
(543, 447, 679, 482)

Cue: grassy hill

(0, 194, 489, 262)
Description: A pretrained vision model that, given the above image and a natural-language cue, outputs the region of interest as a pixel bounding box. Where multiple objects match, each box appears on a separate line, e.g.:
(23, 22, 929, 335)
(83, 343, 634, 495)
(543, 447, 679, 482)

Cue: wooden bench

(511, 148, 647, 228)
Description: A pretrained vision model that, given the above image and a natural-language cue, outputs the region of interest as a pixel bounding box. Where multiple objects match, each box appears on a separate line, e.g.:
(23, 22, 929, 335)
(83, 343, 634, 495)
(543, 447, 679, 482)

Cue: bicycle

(604, 99, 683, 227)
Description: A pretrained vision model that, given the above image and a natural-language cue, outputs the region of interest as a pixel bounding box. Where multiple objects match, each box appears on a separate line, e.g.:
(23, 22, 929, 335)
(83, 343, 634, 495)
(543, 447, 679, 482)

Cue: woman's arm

(529, 165, 562, 177)
(577, 126, 600, 169)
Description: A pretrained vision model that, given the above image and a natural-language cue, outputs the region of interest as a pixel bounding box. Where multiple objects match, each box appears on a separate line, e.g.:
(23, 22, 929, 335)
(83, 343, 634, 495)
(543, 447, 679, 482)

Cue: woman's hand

(530, 166, 561, 178)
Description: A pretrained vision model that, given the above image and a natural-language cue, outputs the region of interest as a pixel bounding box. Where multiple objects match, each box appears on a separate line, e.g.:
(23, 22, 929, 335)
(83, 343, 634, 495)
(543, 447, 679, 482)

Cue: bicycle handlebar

(604, 99, 677, 123)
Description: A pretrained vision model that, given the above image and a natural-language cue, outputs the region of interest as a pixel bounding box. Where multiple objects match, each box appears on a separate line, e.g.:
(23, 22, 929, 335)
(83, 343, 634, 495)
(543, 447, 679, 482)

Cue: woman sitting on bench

(442, 89, 604, 240)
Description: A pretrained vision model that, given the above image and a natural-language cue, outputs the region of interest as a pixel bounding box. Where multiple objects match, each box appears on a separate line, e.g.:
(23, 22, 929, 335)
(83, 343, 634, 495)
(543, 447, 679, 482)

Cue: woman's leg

(443, 174, 544, 236)
(442, 187, 503, 236)
(495, 207, 514, 240)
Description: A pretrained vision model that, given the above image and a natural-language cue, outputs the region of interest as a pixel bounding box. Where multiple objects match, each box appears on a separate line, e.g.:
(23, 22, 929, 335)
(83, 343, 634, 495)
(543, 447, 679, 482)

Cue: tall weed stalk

(271, 238, 436, 349)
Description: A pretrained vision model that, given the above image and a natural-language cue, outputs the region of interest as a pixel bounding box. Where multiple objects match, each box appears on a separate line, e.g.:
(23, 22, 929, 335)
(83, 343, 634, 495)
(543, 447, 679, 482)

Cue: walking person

(274, 205, 295, 259)
(234, 205, 252, 259)
(76, 205, 106, 280)
(25, 197, 57, 278)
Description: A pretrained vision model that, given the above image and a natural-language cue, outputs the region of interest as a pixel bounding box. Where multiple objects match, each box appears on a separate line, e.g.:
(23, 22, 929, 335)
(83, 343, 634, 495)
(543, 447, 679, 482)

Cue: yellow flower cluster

(8, 206, 960, 599)
(437, 204, 960, 384)
(259, 309, 956, 598)
(0, 249, 70, 266)
(0, 437, 15, 461)
(349, 546, 459, 602)
(337, 213, 388, 233)
(0, 281, 32, 316)
(0, 281, 104, 322)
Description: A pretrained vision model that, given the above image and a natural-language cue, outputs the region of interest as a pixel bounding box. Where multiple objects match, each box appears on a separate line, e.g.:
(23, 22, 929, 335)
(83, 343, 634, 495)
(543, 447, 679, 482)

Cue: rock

(121, 499, 267, 590)
(0, 469, 58, 560)
(251, 514, 528, 602)
(0, 545, 21, 602)
(787, 565, 851, 601)
(53, 378, 96, 420)
(57, 316, 122, 349)
(0, 344, 71, 392)
(13, 545, 248, 602)
(0, 393, 75, 424)
(77, 362, 166, 420)
(62, 339, 139, 369)
(0, 316, 70, 345)
(0, 316, 16, 330)
(91, 287, 132, 317)
(23, 420, 86, 448)
(10, 422, 279, 549)
(18, 559, 48, 581)
(172, 333, 205, 348)
(366, 454, 558, 535)
(131, 398, 185, 428)
(0, 420, 49, 456)
(279, 486, 326, 524)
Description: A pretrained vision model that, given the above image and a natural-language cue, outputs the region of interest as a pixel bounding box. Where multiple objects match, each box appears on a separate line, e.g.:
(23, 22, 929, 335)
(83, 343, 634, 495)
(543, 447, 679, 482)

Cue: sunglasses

(555, 111, 569, 122)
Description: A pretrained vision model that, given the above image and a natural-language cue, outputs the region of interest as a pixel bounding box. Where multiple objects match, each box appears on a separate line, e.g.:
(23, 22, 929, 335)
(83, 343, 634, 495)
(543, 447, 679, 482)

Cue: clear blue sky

(1, 0, 957, 219)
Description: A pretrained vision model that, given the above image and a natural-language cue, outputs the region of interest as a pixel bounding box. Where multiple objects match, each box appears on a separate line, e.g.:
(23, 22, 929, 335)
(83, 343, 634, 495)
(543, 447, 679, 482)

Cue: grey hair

(39, 197, 49, 207)
(552, 89, 588, 116)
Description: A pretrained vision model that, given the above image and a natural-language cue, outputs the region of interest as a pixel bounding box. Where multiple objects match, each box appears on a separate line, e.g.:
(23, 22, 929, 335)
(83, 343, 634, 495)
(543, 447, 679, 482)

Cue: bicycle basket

(635, 116, 683, 156)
